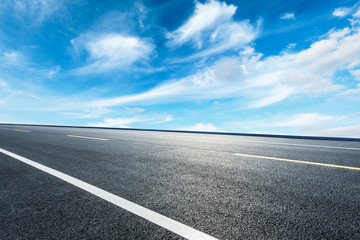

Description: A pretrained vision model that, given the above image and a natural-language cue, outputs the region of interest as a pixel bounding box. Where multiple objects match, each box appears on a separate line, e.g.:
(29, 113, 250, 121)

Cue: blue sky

(1, 0, 360, 137)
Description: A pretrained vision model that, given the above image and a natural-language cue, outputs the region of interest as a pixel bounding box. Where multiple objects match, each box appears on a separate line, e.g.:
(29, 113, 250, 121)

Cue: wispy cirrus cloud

(0, 0, 65, 26)
(280, 12, 295, 20)
(167, 0, 259, 60)
(71, 33, 155, 74)
(0, 51, 27, 67)
(124, 107, 145, 113)
(62, 108, 112, 119)
(0, 48, 63, 82)
(0, 77, 40, 106)
(89, 114, 173, 128)
(354, 8, 360, 18)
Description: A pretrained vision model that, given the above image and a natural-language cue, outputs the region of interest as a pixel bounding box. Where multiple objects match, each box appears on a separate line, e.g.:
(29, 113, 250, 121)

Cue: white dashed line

(67, 135, 109, 141)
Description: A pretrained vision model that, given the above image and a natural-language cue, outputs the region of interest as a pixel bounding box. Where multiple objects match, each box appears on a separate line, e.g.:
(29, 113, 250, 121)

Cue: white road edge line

(0, 148, 218, 240)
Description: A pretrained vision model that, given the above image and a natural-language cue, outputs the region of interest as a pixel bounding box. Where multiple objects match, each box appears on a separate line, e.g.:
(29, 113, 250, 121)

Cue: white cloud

(124, 107, 145, 113)
(89, 25, 355, 109)
(1, 51, 25, 66)
(1, 49, 62, 80)
(232, 112, 347, 136)
(247, 86, 294, 109)
(89, 114, 173, 128)
(62, 108, 112, 119)
(47, 65, 61, 79)
(333, 7, 352, 18)
(0, 79, 11, 105)
(280, 12, 295, 20)
(319, 124, 360, 138)
(294, 27, 360, 72)
(337, 83, 360, 99)
(4, 51, 20, 62)
(0, 0, 65, 25)
(354, 8, 360, 18)
(88, 63, 238, 108)
(350, 69, 360, 80)
(180, 123, 221, 132)
(271, 113, 341, 132)
(0, 77, 40, 106)
(152, 115, 174, 124)
(90, 117, 136, 128)
(167, 0, 236, 47)
(74, 11, 359, 111)
(167, 0, 258, 60)
(0, 79, 8, 88)
(71, 33, 154, 74)
(285, 43, 296, 50)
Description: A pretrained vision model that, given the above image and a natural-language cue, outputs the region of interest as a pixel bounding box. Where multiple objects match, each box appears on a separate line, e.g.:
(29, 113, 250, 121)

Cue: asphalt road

(1, 124, 360, 239)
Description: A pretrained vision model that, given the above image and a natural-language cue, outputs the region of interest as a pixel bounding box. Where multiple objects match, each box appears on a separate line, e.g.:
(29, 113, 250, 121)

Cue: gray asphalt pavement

(1, 124, 360, 239)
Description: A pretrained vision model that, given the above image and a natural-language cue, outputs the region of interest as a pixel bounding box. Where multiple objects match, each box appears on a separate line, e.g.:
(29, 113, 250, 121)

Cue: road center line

(13, 129, 31, 132)
(233, 153, 360, 171)
(0, 148, 217, 240)
(67, 135, 109, 141)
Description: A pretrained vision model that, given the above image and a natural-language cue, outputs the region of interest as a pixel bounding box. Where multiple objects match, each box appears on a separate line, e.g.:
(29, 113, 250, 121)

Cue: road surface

(1, 124, 360, 239)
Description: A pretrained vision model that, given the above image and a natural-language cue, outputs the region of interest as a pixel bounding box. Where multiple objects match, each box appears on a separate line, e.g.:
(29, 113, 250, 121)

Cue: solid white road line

(0, 148, 218, 240)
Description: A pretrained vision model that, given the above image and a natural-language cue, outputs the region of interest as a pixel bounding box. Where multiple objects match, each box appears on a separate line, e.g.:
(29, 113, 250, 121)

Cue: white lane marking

(0, 148, 217, 240)
(233, 153, 360, 171)
(67, 135, 109, 141)
(115, 132, 360, 151)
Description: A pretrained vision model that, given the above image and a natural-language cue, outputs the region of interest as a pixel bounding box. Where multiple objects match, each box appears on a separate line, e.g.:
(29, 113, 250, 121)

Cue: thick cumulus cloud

(71, 33, 154, 74)
(167, 0, 259, 60)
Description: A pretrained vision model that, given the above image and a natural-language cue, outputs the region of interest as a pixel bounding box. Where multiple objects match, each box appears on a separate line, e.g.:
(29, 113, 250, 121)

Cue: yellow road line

(233, 153, 360, 171)
(13, 129, 31, 132)
(67, 135, 109, 141)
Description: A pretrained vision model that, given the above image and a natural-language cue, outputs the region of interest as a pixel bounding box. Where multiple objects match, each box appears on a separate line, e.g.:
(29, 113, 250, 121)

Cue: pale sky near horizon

(1, 0, 360, 137)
